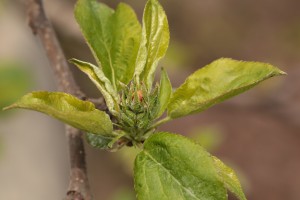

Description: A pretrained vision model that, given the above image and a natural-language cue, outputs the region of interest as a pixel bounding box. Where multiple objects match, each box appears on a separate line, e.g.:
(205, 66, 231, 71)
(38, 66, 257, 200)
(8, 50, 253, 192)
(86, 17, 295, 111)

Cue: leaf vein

(144, 150, 201, 200)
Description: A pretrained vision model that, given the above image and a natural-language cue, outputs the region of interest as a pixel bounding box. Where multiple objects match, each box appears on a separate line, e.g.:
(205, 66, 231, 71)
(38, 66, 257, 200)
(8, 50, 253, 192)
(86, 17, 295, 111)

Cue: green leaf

(135, 0, 170, 89)
(4, 92, 113, 136)
(69, 58, 118, 113)
(213, 157, 247, 200)
(86, 132, 114, 149)
(134, 132, 227, 200)
(75, 0, 141, 90)
(155, 68, 172, 118)
(87, 130, 127, 150)
(168, 58, 286, 118)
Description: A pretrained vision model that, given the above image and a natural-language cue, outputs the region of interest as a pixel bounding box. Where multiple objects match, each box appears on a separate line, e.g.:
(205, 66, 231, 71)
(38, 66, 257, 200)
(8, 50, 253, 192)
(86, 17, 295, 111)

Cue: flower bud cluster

(117, 80, 159, 142)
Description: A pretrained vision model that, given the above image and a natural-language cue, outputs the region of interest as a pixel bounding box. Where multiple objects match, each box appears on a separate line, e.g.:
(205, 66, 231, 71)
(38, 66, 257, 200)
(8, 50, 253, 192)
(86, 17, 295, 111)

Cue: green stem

(150, 116, 172, 129)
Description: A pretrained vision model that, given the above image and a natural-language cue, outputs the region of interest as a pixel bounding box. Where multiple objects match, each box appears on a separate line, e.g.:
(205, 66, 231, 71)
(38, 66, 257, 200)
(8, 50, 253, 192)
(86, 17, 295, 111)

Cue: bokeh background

(0, 0, 299, 199)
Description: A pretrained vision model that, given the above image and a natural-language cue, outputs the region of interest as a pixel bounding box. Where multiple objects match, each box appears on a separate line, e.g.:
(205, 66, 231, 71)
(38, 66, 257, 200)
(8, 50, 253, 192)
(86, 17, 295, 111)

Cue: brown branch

(26, 0, 92, 199)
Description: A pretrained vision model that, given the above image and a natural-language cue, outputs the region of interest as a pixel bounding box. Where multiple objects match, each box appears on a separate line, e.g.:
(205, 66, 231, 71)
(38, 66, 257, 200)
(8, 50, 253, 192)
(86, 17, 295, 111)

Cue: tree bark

(26, 0, 93, 199)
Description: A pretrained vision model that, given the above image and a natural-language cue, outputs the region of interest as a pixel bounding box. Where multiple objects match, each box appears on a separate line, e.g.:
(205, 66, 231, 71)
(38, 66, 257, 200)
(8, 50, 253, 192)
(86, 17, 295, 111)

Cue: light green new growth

(167, 58, 285, 118)
(134, 0, 170, 89)
(156, 68, 172, 118)
(3, 0, 286, 199)
(75, 0, 141, 90)
(69, 58, 119, 114)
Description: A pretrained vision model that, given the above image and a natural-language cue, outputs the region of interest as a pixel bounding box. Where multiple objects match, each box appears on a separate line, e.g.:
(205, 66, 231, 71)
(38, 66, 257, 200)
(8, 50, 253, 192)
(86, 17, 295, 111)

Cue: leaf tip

(278, 70, 287, 76)
(2, 104, 16, 111)
(68, 58, 77, 64)
(271, 67, 287, 77)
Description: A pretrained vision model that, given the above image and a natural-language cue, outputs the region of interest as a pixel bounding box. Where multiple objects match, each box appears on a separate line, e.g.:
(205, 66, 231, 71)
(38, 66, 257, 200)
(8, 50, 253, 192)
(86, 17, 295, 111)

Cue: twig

(26, 0, 92, 199)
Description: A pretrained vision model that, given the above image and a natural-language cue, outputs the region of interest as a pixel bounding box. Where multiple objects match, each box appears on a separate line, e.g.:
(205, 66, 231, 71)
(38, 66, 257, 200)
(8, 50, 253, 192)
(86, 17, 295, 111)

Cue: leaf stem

(150, 116, 172, 129)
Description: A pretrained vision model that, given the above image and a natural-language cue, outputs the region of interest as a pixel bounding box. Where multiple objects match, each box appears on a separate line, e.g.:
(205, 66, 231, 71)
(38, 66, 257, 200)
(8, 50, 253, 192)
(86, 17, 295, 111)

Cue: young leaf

(155, 68, 172, 118)
(213, 157, 247, 200)
(134, 132, 227, 200)
(69, 58, 118, 113)
(86, 133, 113, 149)
(135, 0, 170, 89)
(86, 133, 114, 149)
(168, 58, 286, 119)
(75, 0, 141, 89)
(4, 92, 113, 136)
(87, 131, 126, 150)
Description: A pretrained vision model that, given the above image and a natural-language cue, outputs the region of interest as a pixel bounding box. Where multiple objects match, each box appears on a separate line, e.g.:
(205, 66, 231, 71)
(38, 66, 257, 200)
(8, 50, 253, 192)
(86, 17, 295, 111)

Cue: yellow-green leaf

(134, 132, 227, 200)
(155, 68, 172, 118)
(69, 58, 118, 114)
(213, 157, 247, 200)
(4, 92, 113, 136)
(135, 0, 170, 89)
(168, 58, 286, 118)
(75, 0, 141, 90)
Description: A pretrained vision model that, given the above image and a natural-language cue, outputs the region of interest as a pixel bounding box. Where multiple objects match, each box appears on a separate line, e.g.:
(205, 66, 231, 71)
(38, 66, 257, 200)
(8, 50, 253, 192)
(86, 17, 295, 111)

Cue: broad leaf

(155, 68, 172, 118)
(135, 0, 170, 89)
(213, 157, 247, 200)
(69, 58, 118, 113)
(4, 92, 113, 136)
(75, 0, 141, 89)
(168, 58, 286, 118)
(134, 132, 227, 200)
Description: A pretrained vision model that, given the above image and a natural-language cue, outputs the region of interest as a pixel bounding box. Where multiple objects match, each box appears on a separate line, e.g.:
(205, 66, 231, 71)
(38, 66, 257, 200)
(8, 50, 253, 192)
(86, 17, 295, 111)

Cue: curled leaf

(135, 0, 170, 89)
(213, 156, 247, 200)
(69, 58, 118, 113)
(155, 68, 172, 118)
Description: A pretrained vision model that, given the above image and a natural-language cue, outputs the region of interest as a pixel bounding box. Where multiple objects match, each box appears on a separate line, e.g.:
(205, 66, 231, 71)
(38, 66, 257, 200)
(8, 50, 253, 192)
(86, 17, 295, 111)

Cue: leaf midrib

(143, 150, 201, 200)
(144, 7, 166, 88)
(169, 70, 279, 118)
(91, 3, 117, 90)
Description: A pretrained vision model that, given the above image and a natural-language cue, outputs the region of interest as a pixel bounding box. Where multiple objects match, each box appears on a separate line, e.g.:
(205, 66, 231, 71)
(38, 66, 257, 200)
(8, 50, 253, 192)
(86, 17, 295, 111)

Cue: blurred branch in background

(26, 0, 93, 199)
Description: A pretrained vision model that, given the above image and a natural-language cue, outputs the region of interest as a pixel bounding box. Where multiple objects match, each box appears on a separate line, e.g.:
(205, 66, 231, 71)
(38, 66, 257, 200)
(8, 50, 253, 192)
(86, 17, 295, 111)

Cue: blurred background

(0, 0, 299, 199)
